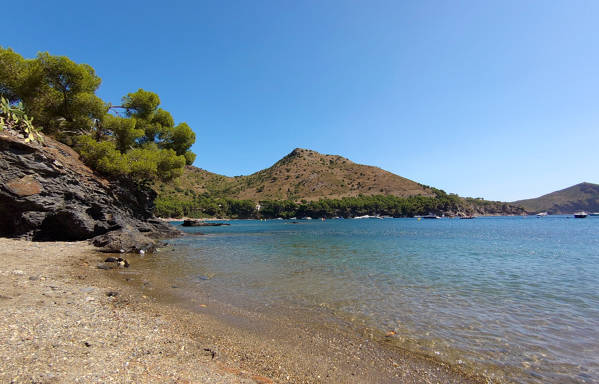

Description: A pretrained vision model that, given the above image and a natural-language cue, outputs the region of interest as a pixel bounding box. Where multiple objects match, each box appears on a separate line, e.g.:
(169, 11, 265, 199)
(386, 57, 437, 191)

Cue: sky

(4, 0, 598, 201)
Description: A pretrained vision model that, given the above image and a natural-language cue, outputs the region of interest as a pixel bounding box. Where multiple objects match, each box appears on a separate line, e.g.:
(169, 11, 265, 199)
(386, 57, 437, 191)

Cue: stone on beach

(91, 226, 157, 254)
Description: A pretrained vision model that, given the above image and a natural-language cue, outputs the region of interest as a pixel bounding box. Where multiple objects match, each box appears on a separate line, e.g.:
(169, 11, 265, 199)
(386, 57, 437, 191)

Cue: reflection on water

(137, 217, 599, 384)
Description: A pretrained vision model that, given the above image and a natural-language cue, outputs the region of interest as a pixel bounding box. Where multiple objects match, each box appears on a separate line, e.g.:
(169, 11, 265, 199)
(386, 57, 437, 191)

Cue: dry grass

(158, 148, 433, 202)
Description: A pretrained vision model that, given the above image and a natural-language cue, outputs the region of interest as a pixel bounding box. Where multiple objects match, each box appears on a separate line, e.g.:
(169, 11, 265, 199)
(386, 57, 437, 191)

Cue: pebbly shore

(0, 238, 486, 384)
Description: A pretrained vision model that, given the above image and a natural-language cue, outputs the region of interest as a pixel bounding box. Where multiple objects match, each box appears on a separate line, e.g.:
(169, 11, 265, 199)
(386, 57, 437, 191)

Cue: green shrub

(0, 96, 43, 143)
(0, 47, 197, 181)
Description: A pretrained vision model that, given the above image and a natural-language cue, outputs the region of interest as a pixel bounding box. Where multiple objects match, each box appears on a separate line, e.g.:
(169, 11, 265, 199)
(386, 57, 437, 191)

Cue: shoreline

(0, 238, 486, 383)
(158, 214, 528, 222)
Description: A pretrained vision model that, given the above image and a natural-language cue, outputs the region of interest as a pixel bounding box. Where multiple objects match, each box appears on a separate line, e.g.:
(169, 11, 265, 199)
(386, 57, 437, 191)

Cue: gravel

(0, 238, 486, 384)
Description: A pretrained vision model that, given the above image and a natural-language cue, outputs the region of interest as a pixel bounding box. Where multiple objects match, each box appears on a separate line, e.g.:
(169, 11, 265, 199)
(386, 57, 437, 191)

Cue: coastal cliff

(0, 128, 179, 248)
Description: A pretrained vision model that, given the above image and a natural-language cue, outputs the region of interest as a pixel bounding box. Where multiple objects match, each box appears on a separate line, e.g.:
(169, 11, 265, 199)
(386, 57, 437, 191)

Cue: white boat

(536, 212, 548, 217)
(574, 211, 588, 218)
(590, 212, 599, 216)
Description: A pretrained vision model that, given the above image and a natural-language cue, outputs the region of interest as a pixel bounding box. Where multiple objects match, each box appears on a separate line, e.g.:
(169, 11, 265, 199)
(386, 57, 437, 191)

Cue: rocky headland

(0, 128, 180, 252)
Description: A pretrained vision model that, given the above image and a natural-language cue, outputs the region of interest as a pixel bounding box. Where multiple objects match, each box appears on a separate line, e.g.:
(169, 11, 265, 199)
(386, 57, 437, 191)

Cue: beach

(0, 237, 483, 383)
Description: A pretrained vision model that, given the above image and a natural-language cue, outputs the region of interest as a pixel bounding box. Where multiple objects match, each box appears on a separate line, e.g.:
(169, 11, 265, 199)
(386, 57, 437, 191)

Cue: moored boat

(590, 212, 599, 216)
(536, 212, 548, 217)
(574, 211, 588, 218)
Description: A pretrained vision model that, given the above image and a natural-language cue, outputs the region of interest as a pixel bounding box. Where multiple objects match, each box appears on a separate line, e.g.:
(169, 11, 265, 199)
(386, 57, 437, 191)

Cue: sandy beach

(0, 238, 485, 383)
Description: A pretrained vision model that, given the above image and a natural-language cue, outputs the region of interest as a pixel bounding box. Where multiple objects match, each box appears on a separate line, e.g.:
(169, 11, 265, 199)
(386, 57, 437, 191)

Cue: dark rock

(182, 219, 230, 227)
(203, 348, 217, 359)
(0, 131, 182, 243)
(91, 226, 156, 254)
(103, 257, 129, 267)
(106, 291, 119, 297)
(39, 209, 96, 241)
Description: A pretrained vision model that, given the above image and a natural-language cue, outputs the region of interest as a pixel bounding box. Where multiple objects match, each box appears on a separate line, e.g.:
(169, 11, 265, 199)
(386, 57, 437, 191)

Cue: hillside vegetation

(155, 148, 524, 218)
(514, 182, 599, 214)
(157, 148, 433, 199)
(0, 47, 195, 183)
(235, 148, 434, 200)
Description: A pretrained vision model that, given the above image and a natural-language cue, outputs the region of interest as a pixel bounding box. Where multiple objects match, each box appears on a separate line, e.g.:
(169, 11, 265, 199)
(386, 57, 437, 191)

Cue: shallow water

(150, 216, 598, 383)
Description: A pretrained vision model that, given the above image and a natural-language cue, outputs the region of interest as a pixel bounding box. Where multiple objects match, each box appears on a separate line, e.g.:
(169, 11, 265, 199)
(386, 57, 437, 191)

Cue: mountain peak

(162, 149, 435, 202)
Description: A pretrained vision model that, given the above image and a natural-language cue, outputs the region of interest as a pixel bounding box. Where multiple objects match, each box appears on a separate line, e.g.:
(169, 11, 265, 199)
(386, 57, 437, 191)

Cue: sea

(142, 216, 599, 383)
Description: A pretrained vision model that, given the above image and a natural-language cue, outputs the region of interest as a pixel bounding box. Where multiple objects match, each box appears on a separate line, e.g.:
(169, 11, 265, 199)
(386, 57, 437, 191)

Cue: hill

(154, 148, 524, 218)
(156, 148, 435, 201)
(513, 182, 599, 214)
(236, 148, 435, 200)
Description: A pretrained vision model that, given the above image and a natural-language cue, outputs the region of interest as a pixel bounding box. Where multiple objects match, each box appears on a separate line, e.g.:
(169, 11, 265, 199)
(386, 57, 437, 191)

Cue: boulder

(91, 227, 159, 253)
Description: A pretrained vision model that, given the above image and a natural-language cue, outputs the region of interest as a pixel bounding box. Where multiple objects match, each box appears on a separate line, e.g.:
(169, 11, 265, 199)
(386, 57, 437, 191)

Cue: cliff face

(0, 129, 178, 244)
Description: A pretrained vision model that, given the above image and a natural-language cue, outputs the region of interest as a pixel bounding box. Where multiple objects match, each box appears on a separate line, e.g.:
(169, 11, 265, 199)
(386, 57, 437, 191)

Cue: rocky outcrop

(182, 219, 230, 227)
(0, 129, 180, 249)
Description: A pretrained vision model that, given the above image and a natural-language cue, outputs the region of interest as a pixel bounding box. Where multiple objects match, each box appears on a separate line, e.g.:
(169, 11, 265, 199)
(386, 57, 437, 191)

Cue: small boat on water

(590, 212, 599, 216)
(460, 215, 475, 219)
(574, 211, 588, 218)
(536, 212, 548, 217)
(417, 214, 441, 219)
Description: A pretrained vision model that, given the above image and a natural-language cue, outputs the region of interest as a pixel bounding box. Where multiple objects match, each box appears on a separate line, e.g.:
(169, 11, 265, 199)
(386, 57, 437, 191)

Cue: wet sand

(0, 238, 486, 383)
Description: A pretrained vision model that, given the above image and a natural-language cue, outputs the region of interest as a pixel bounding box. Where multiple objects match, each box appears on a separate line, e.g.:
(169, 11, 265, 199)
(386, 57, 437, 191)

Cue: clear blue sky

(5, 1, 598, 201)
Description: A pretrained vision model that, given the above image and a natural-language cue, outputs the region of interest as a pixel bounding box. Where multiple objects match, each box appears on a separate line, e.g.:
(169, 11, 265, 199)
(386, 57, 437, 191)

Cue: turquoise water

(163, 217, 599, 383)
